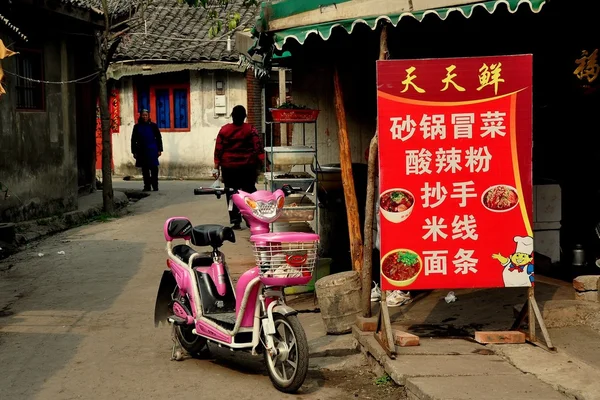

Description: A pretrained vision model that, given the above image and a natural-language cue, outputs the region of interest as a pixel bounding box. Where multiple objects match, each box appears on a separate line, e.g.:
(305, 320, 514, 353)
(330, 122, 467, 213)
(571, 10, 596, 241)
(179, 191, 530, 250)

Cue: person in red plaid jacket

(213, 105, 266, 230)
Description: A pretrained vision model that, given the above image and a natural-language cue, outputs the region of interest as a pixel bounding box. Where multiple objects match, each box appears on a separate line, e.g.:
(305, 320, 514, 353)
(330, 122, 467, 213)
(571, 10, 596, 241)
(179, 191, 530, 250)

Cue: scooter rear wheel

(171, 289, 207, 356)
(264, 313, 309, 393)
(175, 324, 207, 356)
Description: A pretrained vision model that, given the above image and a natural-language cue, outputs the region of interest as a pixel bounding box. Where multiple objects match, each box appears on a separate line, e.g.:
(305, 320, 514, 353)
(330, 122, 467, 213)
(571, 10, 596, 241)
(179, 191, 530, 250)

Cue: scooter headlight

(245, 197, 258, 210)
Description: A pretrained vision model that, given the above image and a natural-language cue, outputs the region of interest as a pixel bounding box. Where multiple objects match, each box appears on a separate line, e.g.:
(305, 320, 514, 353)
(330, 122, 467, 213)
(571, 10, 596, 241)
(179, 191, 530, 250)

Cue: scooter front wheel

(264, 313, 309, 393)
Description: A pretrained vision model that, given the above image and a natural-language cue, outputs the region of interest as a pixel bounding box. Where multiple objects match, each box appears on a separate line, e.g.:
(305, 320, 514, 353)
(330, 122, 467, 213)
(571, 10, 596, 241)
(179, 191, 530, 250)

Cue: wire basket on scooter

(250, 232, 319, 286)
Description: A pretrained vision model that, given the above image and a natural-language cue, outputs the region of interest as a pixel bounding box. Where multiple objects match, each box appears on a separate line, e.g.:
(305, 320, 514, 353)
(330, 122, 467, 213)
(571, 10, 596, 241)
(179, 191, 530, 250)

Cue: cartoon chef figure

(492, 236, 534, 287)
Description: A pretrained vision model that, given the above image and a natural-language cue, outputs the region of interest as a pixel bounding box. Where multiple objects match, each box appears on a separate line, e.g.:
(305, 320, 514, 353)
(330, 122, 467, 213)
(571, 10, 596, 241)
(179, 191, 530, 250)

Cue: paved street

(0, 181, 399, 400)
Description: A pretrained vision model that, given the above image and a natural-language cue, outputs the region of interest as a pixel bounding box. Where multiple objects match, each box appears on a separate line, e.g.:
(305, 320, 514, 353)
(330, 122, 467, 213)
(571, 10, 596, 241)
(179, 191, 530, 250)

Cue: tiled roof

(114, 0, 258, 63)
(61, 0, 138, 16)
(0, 11, 27, 40)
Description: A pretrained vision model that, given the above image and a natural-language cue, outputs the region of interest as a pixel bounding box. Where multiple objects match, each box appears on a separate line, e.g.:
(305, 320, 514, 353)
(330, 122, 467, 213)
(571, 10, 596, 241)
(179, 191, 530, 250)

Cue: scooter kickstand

(170, 324, 186, 362)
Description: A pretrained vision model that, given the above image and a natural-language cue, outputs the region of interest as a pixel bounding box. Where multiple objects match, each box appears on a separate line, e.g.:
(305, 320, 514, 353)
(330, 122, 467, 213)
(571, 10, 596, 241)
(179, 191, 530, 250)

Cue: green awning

(267, 0, 546, 50)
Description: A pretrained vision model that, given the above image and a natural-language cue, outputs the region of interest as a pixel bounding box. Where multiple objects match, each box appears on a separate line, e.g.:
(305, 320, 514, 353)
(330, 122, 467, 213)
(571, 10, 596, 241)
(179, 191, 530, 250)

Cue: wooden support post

(361, 134, 378, 318)
(527, 287, 536, 342)
(511, 286, 555, 352)
(370, 24, 395, 358)
(361, 24, 389, 318)
(375, 290, 396, 359)
(278, 68, 287, 145)
(333, 67, 364, 274)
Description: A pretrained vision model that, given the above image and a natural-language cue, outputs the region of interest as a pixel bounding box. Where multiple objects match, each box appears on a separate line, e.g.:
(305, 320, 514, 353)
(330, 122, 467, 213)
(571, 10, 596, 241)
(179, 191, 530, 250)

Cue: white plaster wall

(113, 70, 247, 178)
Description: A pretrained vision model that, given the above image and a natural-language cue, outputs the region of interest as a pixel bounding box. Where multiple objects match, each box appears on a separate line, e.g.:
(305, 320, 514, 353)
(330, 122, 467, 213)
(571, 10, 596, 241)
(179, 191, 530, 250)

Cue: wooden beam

(267, 0, 477, 32)
(361, 134, 378, 317)
(333, 66, 363, 274)
(269, 0, 410, 31)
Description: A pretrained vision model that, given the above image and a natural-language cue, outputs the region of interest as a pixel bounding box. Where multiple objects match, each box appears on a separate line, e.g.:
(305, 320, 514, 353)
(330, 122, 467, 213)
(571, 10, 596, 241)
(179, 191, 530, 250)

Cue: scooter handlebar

(194, 187, 224, 199)
(193, 184, 302, 199)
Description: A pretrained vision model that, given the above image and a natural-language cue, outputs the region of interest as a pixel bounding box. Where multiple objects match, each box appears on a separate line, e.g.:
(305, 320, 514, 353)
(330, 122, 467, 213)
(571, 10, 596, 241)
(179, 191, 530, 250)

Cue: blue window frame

(134, 83, 190, 132)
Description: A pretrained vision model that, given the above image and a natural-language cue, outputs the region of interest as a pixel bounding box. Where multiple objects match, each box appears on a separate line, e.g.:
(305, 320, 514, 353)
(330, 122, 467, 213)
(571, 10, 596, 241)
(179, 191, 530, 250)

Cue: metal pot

(573, 244, 586, 266)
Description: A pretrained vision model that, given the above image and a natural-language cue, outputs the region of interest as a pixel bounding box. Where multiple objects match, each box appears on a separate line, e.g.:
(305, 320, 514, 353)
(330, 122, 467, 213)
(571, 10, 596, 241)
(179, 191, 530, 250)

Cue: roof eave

(107, 60, 246, 80)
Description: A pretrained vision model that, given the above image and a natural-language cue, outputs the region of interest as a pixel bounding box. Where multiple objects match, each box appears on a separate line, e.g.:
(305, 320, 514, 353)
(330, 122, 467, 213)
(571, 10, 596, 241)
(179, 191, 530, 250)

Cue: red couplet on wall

(376, 55, 533, 291)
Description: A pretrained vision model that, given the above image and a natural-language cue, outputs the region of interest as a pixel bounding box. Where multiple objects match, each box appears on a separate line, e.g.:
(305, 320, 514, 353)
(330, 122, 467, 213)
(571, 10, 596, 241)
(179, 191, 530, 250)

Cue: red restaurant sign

(377, 55, 533, 291)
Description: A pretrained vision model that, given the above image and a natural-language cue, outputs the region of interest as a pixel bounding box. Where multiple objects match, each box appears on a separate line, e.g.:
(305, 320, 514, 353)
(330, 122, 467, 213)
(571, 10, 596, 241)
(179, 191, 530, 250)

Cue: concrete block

(309, 353, 366, 371)
(356, 316, 378, 332)
(573, 275, 600, 292)
(474, 331, 526, 344)
(308, 333, 359, 357)
(575, 291, 599, 302)
(393, 330, 419, 347)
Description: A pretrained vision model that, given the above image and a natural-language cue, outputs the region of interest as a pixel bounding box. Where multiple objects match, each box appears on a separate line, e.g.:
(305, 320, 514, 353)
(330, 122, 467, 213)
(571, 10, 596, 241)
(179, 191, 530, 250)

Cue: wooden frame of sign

(511, 287, 555, 352)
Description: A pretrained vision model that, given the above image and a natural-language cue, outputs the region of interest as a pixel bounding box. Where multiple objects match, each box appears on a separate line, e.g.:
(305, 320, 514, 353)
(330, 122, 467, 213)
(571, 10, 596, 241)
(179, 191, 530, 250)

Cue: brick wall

(245, 70, 263, 132)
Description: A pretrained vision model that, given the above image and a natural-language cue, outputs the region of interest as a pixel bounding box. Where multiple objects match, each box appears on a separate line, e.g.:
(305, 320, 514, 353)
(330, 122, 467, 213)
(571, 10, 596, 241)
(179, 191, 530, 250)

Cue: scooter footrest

(168, 315, 187, 325)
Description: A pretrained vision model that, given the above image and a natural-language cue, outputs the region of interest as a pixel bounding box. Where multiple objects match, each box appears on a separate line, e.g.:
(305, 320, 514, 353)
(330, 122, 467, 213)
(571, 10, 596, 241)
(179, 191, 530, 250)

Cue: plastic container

(265, 171, 315, 192)
(267, 146, 315, 172)
(279, 194, 315, 223)
(270, 108, 320, 123)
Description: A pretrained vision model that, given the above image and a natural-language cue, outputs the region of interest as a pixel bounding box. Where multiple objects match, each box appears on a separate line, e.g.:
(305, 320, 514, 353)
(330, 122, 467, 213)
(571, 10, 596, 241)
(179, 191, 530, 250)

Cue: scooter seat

(172, 244, 213, 267)
(191, 224, 236, 248)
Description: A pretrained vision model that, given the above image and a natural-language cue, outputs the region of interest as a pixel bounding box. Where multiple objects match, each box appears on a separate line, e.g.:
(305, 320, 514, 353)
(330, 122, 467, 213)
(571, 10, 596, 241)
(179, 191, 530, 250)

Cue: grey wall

(0, 29, 79, 222)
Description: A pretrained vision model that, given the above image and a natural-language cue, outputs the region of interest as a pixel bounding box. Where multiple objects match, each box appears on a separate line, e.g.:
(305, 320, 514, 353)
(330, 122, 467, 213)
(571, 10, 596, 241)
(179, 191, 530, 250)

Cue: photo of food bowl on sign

(377, 54, 533, 291)
(379, 188, 415, 223)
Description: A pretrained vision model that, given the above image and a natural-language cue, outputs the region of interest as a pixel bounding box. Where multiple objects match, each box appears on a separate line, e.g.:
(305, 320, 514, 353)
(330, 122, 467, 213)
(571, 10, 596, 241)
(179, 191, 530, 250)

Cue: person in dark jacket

(131, 109, 163, 191)
(213, 105, 265, 230)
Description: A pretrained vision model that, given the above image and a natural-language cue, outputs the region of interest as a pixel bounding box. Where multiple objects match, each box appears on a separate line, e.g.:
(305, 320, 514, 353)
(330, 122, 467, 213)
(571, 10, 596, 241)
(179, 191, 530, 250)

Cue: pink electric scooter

(154, 185, 318, 393)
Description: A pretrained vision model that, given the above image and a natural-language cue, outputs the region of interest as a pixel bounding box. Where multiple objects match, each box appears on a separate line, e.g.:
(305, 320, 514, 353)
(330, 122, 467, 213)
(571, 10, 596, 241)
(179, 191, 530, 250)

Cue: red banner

(377, 55, 533, 291)
(95, 89, 119, 170)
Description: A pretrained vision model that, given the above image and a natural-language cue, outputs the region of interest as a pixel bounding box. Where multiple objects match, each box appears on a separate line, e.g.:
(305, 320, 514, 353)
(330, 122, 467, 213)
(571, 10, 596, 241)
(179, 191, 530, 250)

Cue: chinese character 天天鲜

(453, 249, 478, 274)
(452, 113, 475, 139)
(435, 147, 462, 174)
(423, 250, 449, 276)
(477, 63, 505, 95)
(465, 146, 492, 173)
(480, 111, 506, 138)
(390, 116, 416, 141)
(422, 216, 448, 242)
(421, 182, 448, 209)
(450, 181, 477, 207)
(451, 215, 479, 240)
(441, 65, 466, 92)
(574, 49, 600, 84)
(406, 148, 433, 175)
(420, 114, 446, 140)
(401, 66, 426, 93)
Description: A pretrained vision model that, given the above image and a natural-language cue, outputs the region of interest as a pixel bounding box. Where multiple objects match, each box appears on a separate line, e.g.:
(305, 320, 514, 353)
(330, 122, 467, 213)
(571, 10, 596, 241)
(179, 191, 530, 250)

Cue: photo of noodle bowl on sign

(379, 188, 415, 223)
(381, 249, 423, 287)
(482, 184, 519, 213)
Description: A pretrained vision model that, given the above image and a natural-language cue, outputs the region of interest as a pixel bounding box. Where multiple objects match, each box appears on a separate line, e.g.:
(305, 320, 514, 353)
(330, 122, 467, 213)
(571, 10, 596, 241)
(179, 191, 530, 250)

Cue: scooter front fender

(272, 304, 298, 318)
(154, 270, 177, 327)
